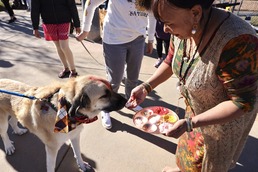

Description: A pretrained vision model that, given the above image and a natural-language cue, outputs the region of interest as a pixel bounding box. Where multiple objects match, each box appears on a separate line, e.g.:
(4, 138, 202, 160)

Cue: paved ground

(0, 5, 258, 172)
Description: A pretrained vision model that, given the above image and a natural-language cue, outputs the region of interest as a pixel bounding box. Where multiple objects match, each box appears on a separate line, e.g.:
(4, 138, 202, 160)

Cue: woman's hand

(165, 119, 187, 138)
(33, 29, 41, 38)
(76, 31, 89, 41)
(146, 42, 153, 54)
(126, 84, 148, 108)
(75, 27, 81, 35)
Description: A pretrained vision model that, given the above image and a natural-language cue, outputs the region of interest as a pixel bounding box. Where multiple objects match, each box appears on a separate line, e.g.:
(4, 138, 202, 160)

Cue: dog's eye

(100, 95, 108, 99)
(99, 90, 111, 99)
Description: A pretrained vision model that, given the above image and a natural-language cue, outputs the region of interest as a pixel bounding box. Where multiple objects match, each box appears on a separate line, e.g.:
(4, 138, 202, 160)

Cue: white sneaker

(131, 105, 143, 112)
(100, 111, 112, 129)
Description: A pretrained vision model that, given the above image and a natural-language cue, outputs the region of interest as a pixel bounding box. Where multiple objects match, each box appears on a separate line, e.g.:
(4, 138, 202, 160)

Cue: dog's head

(64, 75, 127, 120)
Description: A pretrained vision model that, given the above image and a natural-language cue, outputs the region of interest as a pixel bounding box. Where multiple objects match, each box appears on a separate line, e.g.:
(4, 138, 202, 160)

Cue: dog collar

(40, 89, 60, 112)
(54, 96, 98, 133)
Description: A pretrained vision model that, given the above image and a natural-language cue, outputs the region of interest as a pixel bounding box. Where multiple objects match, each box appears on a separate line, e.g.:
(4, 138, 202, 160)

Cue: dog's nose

(102, 94, 127, 112)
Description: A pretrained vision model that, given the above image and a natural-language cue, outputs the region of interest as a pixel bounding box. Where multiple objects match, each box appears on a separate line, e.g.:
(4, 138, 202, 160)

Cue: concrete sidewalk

(0, 6, 258, 172)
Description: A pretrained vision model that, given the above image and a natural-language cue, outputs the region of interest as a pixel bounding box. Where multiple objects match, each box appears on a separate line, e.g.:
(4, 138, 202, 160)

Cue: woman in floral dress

(127, 0, 258, 171)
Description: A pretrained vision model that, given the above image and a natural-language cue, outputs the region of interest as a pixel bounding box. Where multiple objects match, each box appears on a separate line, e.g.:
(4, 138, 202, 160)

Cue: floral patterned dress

(164, 11, 258, 172)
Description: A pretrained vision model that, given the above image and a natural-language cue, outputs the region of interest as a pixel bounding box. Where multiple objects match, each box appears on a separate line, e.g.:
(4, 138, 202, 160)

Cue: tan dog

(0, 75, 127, 172)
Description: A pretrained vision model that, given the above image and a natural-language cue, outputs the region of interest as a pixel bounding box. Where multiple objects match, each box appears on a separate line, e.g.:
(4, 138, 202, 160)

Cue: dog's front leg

(45, 145, 59, 172)
(9, 116, 28, 135)
(70, 135, 92, 171)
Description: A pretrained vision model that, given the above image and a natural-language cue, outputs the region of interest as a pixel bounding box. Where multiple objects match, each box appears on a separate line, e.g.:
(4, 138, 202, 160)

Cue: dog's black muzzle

(102, 93, 127, 112)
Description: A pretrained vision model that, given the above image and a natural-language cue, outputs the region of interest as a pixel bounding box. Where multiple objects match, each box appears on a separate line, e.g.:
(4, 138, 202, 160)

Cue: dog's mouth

(54, 97, 98, 133)
(74, 107, 89, 118)
(70, 107, 98, 124)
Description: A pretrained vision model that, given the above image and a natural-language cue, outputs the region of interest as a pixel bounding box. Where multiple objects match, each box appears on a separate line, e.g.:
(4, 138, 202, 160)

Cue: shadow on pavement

(109, 117, 177, 154)
(0, 127, 97, 172)
(0, 60, 14, 68)
(0, 13, 37, 36)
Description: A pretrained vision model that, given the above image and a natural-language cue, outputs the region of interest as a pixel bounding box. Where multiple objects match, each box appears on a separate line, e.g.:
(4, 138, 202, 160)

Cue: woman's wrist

(141, 82, 153, 94)
(185, 117, 193, 132)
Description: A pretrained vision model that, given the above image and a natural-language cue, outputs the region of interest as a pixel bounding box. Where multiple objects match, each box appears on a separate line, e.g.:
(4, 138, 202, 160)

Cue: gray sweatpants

(103, 35, 145, 99)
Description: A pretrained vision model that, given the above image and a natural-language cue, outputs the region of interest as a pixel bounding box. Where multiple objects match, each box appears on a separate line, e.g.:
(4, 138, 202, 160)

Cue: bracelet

(141, 82, 153, 94)
(148, 40, 154, 43)
(185, 117, 193, 132)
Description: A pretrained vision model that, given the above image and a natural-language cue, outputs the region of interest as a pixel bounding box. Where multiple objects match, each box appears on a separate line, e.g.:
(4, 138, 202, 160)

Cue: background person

(128, 0, 258, 171)
(31, 0, 81, 78)
(154, 20, 171, 68)
(76, 0, 156, 130)
(1, 0, 16, 23)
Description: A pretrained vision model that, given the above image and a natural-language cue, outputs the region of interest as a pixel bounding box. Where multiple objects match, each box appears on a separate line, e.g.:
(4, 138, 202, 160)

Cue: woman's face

(158, 2, 195, 39)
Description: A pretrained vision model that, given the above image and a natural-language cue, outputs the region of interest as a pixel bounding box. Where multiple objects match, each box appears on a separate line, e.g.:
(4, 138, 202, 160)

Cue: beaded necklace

(178, 8, 213, 86)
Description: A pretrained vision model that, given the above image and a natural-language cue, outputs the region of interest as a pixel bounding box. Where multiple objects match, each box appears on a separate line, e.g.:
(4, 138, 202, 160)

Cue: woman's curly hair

(128, 0, 153, 11)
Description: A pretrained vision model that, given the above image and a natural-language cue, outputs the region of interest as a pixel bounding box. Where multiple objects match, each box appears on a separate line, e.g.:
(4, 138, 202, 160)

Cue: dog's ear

(68, 93, 91, 116)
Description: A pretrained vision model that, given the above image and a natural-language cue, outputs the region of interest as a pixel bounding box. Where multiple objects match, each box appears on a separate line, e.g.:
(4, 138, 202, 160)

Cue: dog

(0, 75, 127, 172)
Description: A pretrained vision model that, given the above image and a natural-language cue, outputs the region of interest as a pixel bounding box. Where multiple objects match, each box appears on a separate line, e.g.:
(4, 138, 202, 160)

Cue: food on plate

(142, 123, 157, 133)
(161, 113, 178, 123)
(152, 106, 170, 115)
(133, 106, 179, 134)
(134, 116, 148, 127)
(148, 114, 161, 124)
(143, 109, 153, 116)
(159, 122, 174, 134)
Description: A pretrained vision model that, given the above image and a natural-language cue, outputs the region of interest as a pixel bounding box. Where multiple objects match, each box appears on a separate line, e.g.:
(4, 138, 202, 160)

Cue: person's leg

(103, 42, 127, 93)
(1, 0, 16, 23)
(121, 64, 127, 84)
(154, 36, 163, 68)
(164, 38, 170, 56)
(59, 39, 77, 75)
(53, 40, 70, 77)
(43, 23, 70, 78)
(22, 0, 27, 8)
(125, 35, 145, 99)
(156, 37, 163, 58)
(53, 41, 69, 68)
(57, 23, 77, 77)
(26, 0, 31, 11)
(101, 42, 127, 129)
(81, 0, 86, 10)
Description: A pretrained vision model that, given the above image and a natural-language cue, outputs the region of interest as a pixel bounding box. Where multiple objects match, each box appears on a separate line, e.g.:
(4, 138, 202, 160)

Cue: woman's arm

(31, 0, 40, 30)
(147, 62, 173, 89)
(192, 101, 245, 128)
(192, 34, 258, 128)
(127, 62, 173, 107)
(127, 39, 174, 107)
(167, 34, 258, 137)
(76, 0, 105, 41)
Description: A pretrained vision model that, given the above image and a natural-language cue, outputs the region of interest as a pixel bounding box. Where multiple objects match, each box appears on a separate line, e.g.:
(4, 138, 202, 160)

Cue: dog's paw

(12, 128, 28, 135)
(4, 141, 15, 155)
(78, 162, 93, 172)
